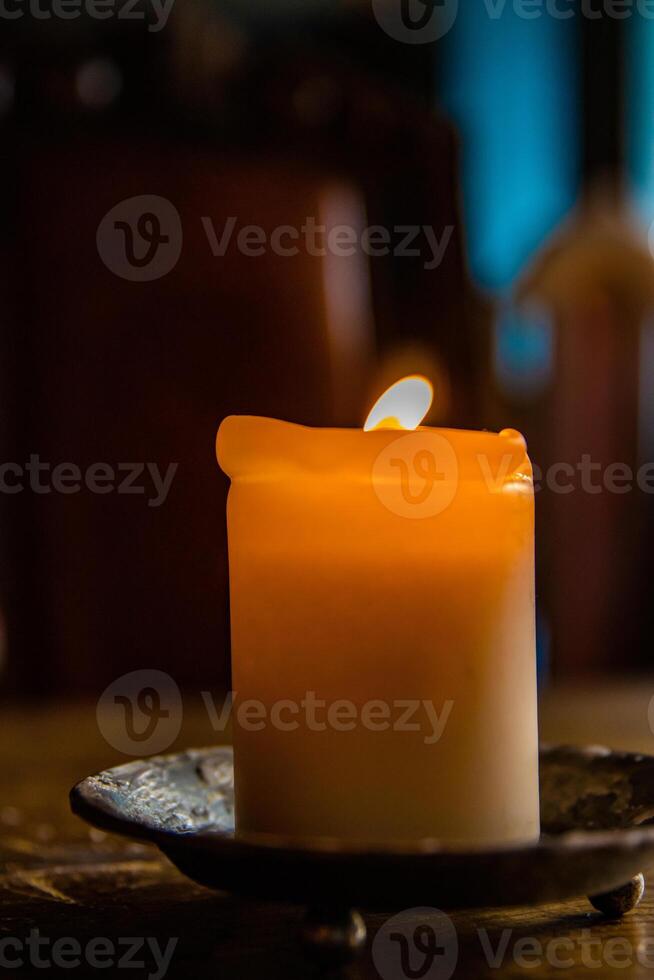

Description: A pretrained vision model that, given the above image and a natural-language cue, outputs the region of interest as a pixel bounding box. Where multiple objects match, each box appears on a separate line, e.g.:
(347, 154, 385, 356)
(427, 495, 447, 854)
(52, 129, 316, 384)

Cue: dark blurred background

(1, 0, 653, 703)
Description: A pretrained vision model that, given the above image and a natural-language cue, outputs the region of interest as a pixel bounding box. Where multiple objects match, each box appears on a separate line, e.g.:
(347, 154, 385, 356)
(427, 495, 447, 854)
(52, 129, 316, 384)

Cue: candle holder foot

(588, 874, 645, 917)
(301, 907, 366, 968)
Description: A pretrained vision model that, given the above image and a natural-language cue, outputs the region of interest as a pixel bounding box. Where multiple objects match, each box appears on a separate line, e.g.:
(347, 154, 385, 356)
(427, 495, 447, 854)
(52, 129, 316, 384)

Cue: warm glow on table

(217, 379, 539, 846)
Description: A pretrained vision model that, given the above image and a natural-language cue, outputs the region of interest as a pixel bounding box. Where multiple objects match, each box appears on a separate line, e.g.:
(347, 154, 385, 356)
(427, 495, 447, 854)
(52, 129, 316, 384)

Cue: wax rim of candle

(216, 415, 532, 485)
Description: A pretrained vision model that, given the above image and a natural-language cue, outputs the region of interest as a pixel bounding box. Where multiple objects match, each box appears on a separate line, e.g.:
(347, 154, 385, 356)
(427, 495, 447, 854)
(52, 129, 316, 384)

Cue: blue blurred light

(494, 304, 554, 399)
(626, 18, 654, 225)
(440, 6, 580, 290)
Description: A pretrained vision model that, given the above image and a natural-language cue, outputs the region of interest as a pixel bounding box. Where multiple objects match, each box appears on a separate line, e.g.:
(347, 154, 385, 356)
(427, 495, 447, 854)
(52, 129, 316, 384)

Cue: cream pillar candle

(217, 378, 539, 846)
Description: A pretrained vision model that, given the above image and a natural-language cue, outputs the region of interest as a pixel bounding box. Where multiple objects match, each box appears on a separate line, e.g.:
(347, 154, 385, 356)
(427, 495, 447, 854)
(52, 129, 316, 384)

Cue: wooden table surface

(4, 681, 654, 979)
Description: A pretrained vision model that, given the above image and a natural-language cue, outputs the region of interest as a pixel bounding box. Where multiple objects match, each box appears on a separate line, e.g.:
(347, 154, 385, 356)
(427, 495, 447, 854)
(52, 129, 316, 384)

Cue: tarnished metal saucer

(71, 745, 654, 963)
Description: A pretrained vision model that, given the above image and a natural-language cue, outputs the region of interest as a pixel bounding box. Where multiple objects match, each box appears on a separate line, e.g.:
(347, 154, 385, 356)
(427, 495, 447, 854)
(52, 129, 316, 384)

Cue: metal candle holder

(71, 744, 654, 966)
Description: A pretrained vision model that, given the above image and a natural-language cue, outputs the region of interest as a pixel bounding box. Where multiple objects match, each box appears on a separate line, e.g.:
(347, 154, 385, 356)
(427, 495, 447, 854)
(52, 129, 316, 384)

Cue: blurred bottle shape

(508, 193, 654, 676)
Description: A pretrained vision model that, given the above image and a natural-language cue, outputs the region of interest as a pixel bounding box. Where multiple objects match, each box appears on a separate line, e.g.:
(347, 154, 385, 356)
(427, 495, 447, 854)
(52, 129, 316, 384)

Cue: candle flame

(364, 375, 433, 432)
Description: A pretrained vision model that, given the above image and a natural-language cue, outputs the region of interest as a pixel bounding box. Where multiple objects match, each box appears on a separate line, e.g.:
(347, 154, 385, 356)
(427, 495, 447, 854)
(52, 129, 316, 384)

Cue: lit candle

(217, 377, 539, 845)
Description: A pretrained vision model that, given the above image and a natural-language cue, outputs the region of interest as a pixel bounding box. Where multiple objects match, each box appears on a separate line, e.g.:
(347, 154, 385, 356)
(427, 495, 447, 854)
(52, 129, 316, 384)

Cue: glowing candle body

(217, 417, 539, 845)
